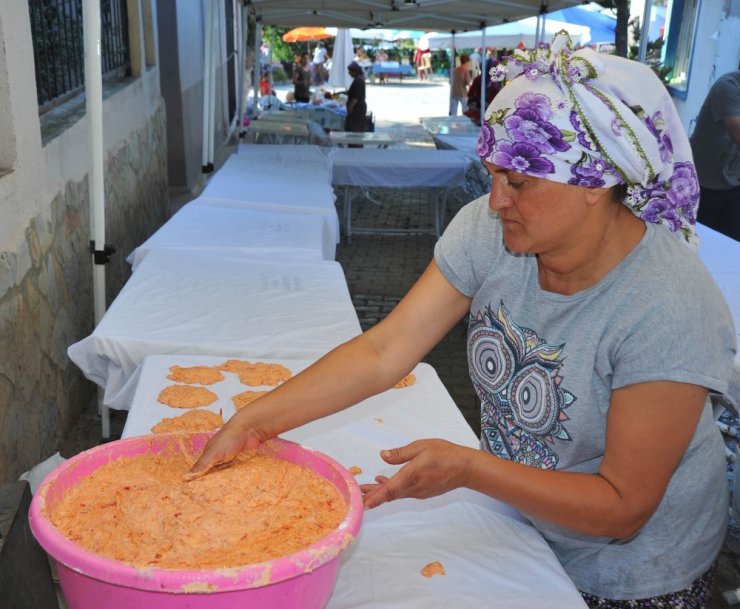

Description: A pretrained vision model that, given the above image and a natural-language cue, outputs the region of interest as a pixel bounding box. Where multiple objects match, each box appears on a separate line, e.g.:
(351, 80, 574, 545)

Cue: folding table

(329, 131, 397, 148)
(198, 147, 340, 245)
(328, 148, 473, 239)
(121, 357, 587, 608)
(696, 223, 740, 407)
(126, 204, 334, 271)
(68, 250, 361, 411)
(420, 115, 480, 136)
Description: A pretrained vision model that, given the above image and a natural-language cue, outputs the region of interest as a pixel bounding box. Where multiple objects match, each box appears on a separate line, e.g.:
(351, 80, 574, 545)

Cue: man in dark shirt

(690, 70, 740, 240)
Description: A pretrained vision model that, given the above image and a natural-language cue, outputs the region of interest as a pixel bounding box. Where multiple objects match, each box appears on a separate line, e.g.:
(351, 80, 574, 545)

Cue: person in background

(420, 50, 432, 80)
(374, 48, 389, 84)
(690, 69, 740, 241)
(312, 41, 328, 85)
(194, 33, 736, 608)
(344, 61, 367, 140)
(292, 52, 311, 103)
(464, 58, 503, 125)
(450, 53, 472, 116)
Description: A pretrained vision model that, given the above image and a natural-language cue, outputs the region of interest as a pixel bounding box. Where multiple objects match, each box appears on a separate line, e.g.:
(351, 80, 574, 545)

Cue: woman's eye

(508, 181, 524, 189)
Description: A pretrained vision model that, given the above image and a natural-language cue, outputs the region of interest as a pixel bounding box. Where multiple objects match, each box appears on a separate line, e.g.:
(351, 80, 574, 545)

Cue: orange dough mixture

(158, 385, 218, 408)
(233, 390, 271, 410)
(167, 365, 224, 386)
(219, 359, 292, 387)
(151, 409, 224, 434)
(49, 449, 347, 570)
(394, 373, 416, 388)
(421, 561, 445, 578)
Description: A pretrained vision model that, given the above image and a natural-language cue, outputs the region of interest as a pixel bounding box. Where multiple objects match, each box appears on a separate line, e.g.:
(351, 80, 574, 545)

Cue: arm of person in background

(725, 114, 740, 146)
(191, 261, 472, 474)
(361, 379, 708, 540)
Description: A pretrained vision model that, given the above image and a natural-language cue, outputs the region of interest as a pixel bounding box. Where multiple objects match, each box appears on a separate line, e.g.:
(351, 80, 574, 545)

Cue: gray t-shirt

(690, 70, 740, 190)
(434, 196, 737, 599)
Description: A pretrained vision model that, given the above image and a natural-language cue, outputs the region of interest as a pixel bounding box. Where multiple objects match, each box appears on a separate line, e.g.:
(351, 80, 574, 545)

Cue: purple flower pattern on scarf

(477, 120, 496, 157)
(491, 142, 555, 175)
(568, 158, 611, 187)
(476, 31, 699, 242)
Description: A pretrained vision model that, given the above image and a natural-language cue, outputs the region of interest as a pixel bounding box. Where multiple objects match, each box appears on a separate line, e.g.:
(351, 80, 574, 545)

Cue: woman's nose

(488, 176, 513, 211)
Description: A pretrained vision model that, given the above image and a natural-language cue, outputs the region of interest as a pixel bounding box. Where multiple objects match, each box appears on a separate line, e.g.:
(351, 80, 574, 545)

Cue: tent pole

(480, 23, 487, 120)
(236, 1, 249, 146)
(637, 0, 653, 63)
(448, 30, 456, 115)
(207, 0, 218, 167)
(253, 21, 262, 115)
(202, 0, 214, 172)
(82, 0, 110, 439)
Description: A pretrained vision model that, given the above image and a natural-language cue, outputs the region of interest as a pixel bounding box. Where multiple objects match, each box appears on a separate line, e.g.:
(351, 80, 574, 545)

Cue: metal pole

(480, 23, 487, 119)
(638, 0, 653, 64)
(82, 0, 110, 438)
(252, 21, 262, 115)
(207, 0, 218, 167)
(236, 3, 249, 144)
(202, 0, 214, 172)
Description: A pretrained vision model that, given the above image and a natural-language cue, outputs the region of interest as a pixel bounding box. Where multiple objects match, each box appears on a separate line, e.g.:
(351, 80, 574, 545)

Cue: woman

(344, 61, 367, 135)
(464, 58, 502, 125)
(292, 53, 311, 103)
(194, 33, 736, 607)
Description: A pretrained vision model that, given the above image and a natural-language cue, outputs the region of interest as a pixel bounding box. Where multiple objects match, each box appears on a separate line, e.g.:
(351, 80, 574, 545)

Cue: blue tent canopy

(547, 5, 617, 45)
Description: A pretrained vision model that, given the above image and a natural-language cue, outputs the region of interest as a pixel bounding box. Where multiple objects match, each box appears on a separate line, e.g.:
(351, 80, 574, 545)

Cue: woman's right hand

(190, 413, 270, 477)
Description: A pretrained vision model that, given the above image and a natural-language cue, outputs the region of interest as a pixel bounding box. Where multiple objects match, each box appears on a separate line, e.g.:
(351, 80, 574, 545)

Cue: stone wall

(0, 101, 168, 484)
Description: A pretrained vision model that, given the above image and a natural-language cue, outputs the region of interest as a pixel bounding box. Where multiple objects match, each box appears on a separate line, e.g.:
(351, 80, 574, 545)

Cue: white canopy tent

(246, 0, 588, 32)
(427, 17, 592, 50)
(80, 0, 586, 437)
(329, 28, 355, 90)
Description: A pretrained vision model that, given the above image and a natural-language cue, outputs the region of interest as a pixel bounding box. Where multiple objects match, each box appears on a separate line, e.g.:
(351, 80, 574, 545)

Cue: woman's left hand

(360, 439, 474, 509)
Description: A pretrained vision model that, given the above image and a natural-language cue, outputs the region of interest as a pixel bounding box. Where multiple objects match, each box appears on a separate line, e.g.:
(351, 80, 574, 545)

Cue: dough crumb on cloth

(167, 365, 224, 385)
(218, 359, 293, 387)
(158, 385, 218, 408)
(151, 409, 225, 434)
(232, 390, 271, 410)
(348, 466, 362, 476)
(49, 450, 348, 570)
(421, 561, 445, 578)
(394, 373, 416, 388)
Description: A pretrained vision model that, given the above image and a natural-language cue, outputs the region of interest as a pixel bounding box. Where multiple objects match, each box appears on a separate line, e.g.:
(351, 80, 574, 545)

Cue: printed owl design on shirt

(468, 301, 575, 469)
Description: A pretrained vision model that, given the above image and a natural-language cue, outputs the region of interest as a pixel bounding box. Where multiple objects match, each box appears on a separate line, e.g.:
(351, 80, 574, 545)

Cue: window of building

(644, 0, 701, 100)
(28, 0, 131, 114)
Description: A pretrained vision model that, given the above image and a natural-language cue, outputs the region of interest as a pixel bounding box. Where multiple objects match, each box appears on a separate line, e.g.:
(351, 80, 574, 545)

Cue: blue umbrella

(547, 5, 616, 45)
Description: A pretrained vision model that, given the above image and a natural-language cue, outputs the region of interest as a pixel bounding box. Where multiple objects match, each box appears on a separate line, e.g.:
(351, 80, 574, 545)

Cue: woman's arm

(191, 261, 472, 473)
(362, 380, 708, 539)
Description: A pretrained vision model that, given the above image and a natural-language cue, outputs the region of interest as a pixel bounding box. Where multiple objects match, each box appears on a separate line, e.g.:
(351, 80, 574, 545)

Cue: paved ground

(58, 77, 740, 607)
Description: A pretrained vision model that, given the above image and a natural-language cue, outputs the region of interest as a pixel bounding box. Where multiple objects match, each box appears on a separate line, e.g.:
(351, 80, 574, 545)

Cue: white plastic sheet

(121, 359, 586, 608)
(126, 204, 334, 271)
(329, 148, 472, 188)
(68, 250, 361, 410)
(696, 222, 740, 406)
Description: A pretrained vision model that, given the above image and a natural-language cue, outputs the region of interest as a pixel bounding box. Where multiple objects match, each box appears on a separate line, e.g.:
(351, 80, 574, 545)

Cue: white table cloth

(126, 204, 334, 271)
(228, 144, 332, 169)
(329, 148, 471, 189)
(197, 149, 339, 244)
(68, 250, 361, 411)
(433, 134, 479, 154)
(696, 223, 740, 406)
(328, 148, 472, 239)
(420, 116, 480, 136)
(121, 357, 586, 608)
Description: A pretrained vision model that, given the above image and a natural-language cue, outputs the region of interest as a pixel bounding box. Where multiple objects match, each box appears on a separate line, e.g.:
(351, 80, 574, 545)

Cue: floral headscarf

(477, 32, 699, 246)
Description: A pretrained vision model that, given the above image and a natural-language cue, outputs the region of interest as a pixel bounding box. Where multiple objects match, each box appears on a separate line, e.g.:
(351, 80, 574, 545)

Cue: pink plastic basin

(29, 433, 363, 609)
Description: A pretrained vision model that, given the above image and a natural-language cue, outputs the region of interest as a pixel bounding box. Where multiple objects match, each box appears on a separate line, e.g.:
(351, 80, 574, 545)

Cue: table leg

(343, 186, 353, 242)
